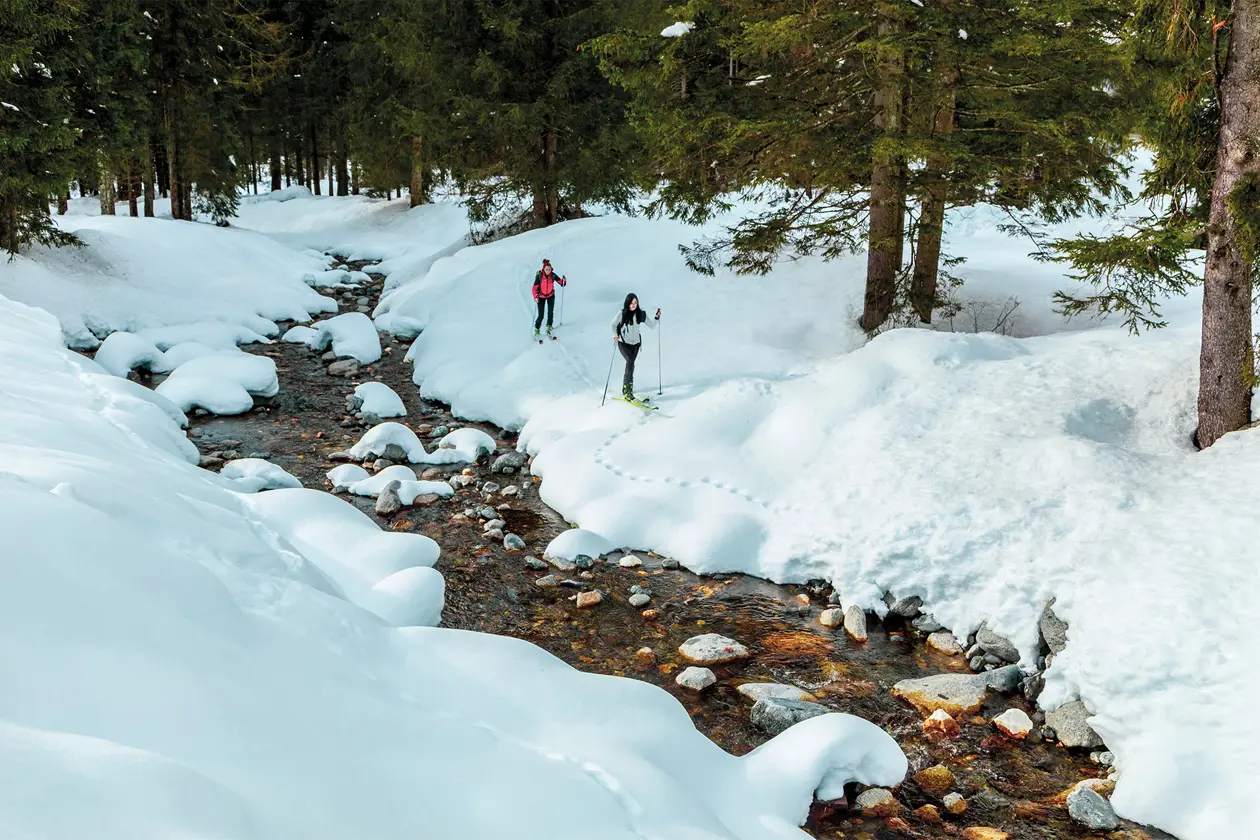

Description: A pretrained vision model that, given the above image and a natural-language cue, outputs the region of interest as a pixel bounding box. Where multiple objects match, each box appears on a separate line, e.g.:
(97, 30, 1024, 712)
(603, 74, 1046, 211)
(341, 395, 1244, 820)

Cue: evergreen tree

(455, 0, 648, 228)
(595, 0, 1134, 331)
(69, 0, 152, 217)
(1053, 0, 1260, 448)
(0, 0, 80, 252)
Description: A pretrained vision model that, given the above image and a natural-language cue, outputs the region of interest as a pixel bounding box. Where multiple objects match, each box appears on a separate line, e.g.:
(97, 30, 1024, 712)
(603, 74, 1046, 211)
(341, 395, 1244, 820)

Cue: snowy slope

(352, 192, 1256, 837)
(0, 288, 907, 839)
(0, 213, 336, 349)
(233, 188, 469, 290)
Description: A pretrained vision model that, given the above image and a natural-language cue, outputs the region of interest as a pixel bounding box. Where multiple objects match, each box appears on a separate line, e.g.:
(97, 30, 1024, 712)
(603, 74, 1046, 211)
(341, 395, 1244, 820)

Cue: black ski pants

(534, 295, 555, 330)
(618, 340, 641, 394)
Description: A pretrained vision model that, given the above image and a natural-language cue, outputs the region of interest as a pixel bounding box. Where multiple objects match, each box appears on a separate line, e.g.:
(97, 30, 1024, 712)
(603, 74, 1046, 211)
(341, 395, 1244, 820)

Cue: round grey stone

(750, 697, 831, 735)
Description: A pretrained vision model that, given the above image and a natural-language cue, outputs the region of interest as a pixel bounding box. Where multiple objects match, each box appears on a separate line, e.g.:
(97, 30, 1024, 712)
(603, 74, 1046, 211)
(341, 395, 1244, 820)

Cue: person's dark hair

(620, 293, 646, 328)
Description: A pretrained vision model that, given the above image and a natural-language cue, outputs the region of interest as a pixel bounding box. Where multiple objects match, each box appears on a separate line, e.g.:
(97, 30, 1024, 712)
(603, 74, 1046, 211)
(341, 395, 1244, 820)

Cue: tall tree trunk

(410, 135, 426, 207)
(310, 125, 321, 196)
(351, 159, 360, 195)
(295, 144, 304, 187)
(911, 61, 958, 324)
(169, 126, 185, 220)
(1197, 0, 1260, 448)
(99, 156, 116, 216)
(270, 147, 282, 192)
(545, 126, 559, 224)
(142, 153, 155, 218)
(861, 5, 907, 332)
(336, 129, 349, 196)
(57, 189, 69, 215)
(154, 140, 169, 198)
(127, 165, 139, 217)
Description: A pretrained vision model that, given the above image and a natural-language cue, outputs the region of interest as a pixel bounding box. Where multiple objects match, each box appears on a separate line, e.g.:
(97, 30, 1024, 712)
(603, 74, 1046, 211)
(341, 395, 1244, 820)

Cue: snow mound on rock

(354, 382, 406, 418)
(219, 459, 303, 492)
(93, 331, 166, 378)
(309, 312, 381, 363)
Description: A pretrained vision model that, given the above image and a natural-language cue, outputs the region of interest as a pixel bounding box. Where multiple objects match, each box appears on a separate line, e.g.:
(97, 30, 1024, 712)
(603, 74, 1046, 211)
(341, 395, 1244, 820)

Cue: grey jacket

(613, 310, 658, 345)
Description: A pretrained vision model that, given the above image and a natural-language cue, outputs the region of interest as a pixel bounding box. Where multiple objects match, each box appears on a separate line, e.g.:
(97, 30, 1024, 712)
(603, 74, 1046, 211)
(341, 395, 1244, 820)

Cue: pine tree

(1053, 0, 1260, 447)
(595, 0, 1135, 331)
(454, 0, 648, 228)
(69, 0, 152, 218)
(0, 0, 81, 252)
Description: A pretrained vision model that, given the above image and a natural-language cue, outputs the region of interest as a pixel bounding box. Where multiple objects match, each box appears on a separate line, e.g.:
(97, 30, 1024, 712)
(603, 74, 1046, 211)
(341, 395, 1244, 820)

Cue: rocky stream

(149, 257, 1171, 840)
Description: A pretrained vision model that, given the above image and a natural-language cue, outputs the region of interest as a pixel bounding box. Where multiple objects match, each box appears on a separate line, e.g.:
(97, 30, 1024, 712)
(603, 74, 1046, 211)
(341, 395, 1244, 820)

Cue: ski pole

(657, 319, 663, 396)
(600, 343, 617, 407)
(559, 282, 565, 326)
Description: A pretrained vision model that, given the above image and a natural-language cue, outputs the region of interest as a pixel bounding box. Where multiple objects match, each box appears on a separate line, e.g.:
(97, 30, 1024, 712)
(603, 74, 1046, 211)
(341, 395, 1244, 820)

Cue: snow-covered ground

(0, 205, 335, 349)
(0, 222, 905, 838)
(5, 170, 1256, 837)
(353, 186, 1248, 836)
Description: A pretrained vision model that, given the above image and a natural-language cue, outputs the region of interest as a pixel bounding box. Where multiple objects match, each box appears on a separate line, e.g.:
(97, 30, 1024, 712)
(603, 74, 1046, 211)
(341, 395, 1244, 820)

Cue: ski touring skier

(612, 292, 660, 404)
(532, 258, 567, 341)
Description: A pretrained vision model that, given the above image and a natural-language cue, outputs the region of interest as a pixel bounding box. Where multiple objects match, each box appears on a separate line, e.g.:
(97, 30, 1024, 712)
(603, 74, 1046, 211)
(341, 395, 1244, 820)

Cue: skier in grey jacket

(612, 293, 660, 401)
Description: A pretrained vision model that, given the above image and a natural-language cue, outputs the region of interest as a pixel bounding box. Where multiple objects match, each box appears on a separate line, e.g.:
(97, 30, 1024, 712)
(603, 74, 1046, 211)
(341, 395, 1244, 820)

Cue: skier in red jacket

(532, 258, 567, 340)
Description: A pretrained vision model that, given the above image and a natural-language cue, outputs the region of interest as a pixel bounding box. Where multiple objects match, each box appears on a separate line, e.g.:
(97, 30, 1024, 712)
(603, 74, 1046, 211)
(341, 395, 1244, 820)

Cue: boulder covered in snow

(219, 458, 303, 492)
(93, 331, 166, 378)
(361, 565, 444, 627)
(309, 312, 382, 363)
(544, 529, 614, 569)
(437, 427, 495, 458)
(326, 463, 370, 492)
(155, 351, 279, 415)
(155, 375, 255, 415)
(353, 382, 406, 418)
(282, 325, 318, 344)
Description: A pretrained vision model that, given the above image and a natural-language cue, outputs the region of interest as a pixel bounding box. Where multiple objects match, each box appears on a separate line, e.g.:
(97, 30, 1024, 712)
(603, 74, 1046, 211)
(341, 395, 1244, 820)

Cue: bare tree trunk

(154, 140, 169, 198)
(911, 61, 958, 324)
(57, 189, 69, 215)
(270, 148, 282, 192)
(335, 128, 349, 196)
(99, 156, 116, 216)
(310, 126, 321, 196)
(168, 126, 185, 220)
(531, 184, 548, 225)
(126, 160, 139, 217)
(1197, 0, 1260, 448)
(410, 135, 426, 207)
(861, 5, 907, 332)
(142, 154, 155, 218)
(545, 126, 559, 224)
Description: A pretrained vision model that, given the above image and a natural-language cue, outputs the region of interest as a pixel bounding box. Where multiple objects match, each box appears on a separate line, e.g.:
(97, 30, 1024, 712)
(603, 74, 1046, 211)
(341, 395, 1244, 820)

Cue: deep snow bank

(384, 206, 1258, 838)
(0, 214, 336, 349)
(234, 189, 469, 290)
(0, 290, 905, 839)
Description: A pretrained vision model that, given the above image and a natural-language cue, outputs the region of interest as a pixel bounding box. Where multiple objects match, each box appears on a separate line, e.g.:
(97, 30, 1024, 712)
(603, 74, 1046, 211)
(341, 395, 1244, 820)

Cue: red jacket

(532, 270, 566, 301)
